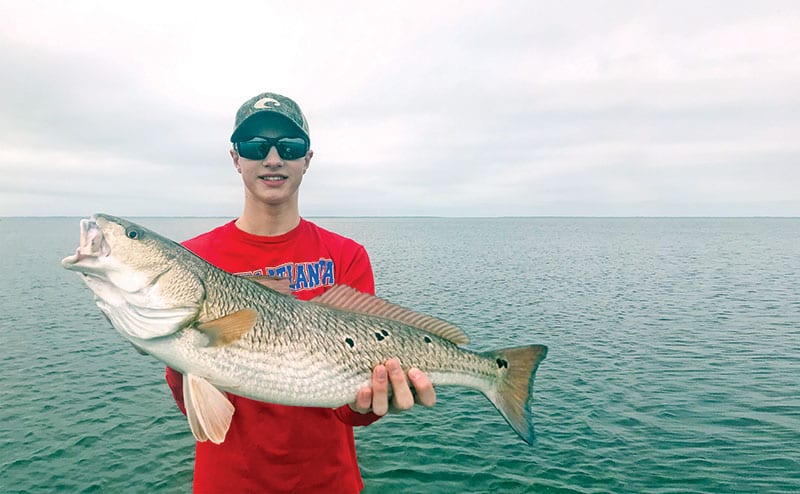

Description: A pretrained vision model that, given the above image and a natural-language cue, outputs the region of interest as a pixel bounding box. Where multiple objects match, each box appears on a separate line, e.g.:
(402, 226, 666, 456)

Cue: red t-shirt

(165, 218, 380, 493)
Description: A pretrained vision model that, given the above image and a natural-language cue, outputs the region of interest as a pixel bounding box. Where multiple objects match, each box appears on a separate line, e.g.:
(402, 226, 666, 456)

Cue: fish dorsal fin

(311, 285, 469, 345)
(183, 373, 234, 444)
(196, 309, 258, 347)
(245, 275, 293, 295)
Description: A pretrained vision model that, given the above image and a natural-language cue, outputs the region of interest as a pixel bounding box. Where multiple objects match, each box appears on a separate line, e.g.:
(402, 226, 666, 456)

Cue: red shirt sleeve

(340, 244, 375, 296)
(333, 404, 380, 425)
(165, 366, 187, 416)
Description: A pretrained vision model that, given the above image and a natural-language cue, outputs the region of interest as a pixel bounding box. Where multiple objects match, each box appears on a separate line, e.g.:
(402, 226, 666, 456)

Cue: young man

(165, 92, 436, 493)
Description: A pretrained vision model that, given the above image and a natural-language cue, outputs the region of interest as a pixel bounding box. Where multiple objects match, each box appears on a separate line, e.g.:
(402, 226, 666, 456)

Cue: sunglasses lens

(237, 141, 269, 160)
(237, 137, 308, 161)
(276, 137, 308, 160)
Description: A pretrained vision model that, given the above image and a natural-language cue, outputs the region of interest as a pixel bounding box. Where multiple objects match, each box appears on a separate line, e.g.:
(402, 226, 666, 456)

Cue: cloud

(0, 0, 799, 216)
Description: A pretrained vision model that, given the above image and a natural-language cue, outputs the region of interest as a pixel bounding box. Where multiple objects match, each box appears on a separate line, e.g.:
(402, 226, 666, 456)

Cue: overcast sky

(1, 1, 798, 217)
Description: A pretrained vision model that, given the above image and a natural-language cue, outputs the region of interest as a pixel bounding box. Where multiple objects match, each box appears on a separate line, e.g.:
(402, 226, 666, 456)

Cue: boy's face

(231, 115, 312, 209)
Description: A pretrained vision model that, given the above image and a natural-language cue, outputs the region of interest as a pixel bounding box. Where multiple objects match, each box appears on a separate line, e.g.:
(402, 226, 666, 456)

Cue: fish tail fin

(481, 344, 548, 445)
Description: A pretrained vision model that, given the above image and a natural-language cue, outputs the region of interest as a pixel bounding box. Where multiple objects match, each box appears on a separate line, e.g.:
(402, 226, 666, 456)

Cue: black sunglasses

(235, 136, 309, 161)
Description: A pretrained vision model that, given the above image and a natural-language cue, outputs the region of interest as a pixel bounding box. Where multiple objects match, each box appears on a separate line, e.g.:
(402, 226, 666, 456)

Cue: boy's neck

(235, 201, 301, 237)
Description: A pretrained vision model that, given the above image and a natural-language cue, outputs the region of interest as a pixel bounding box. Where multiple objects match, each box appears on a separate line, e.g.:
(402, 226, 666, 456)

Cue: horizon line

(2, 215, 799, 219)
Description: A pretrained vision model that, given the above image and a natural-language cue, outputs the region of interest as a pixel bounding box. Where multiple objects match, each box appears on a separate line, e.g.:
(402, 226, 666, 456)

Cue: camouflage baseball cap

(230, 92, 310, 143)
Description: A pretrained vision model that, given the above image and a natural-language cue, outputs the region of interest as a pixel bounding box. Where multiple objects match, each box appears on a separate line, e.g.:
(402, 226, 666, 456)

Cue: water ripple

(3, 218, 800, 493)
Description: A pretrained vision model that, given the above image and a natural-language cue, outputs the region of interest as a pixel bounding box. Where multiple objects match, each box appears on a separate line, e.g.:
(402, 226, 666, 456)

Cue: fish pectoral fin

(183, 373, 234, 445)
(311, 285, 470, 345)
(195, 309, 258, 347)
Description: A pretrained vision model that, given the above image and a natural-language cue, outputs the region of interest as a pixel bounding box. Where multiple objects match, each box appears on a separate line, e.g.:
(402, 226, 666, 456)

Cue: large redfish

(61, 214, 547, 444)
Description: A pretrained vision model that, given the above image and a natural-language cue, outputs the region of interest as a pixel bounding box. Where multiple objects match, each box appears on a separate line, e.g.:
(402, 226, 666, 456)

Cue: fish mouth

(61, 216, 111, 270)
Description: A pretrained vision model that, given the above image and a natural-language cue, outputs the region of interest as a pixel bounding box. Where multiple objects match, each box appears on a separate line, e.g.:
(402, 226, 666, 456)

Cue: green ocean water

(1, 217, 798, 493)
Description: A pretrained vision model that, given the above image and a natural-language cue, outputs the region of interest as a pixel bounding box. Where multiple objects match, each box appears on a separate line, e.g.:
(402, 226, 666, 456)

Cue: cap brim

(230, 112, 308, 142)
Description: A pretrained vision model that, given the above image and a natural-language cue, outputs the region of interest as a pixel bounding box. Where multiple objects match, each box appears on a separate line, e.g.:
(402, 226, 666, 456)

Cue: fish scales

(192, 269, 498, 406)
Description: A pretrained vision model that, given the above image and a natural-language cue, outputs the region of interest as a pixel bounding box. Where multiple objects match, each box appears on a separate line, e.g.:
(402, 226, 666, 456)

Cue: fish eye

(125, 226, 143, 240)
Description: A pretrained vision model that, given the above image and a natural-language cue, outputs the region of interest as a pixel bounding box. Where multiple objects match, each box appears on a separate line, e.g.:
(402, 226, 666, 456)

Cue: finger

(349, 387, 373, 414)
(386, 359, 414, 411)
(371, 364, 389, 416)
(408, 368, 436, 407)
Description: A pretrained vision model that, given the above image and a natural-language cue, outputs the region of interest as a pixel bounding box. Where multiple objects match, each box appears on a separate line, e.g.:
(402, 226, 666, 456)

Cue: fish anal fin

(183, 373, 234, 444)
(245, 275, 293, 295)
(311, 285, 469, 345)
(196, 309, 258, 347)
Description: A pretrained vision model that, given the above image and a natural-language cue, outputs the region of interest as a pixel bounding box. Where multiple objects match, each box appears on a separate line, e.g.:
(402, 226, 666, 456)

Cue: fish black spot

(424, 336, 432, 344)
(374, 332, 385, 341)
(496, 358, 509, 369)
(381, 329, 390, 337)
(345, 337, 355, 348)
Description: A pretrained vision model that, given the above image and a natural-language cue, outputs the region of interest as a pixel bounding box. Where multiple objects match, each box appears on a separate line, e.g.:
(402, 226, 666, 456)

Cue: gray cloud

(1, 1, 799, 216)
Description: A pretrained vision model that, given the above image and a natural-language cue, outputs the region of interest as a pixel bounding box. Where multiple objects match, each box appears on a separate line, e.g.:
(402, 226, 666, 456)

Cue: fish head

(62, 213, 205, 340)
